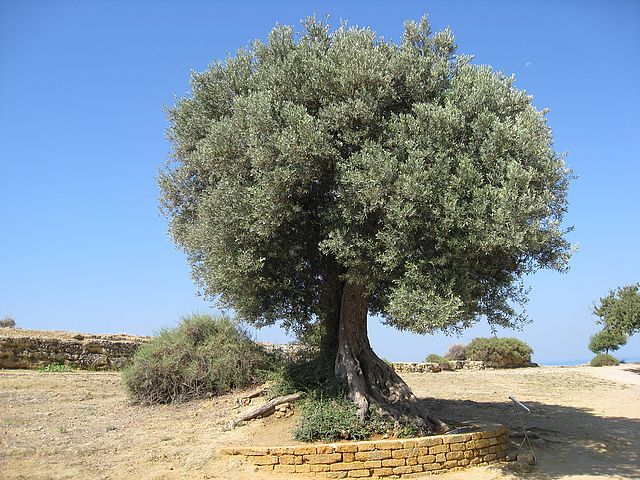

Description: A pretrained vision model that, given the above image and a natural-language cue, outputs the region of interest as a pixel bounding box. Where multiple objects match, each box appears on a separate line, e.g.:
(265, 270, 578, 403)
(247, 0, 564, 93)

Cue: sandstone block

(392, 465, 413, 474)
(372, 468, 393, 477)
(336, 444, 359, 453)
(429, 444, 450, 454)
(449, 442, 465, 452)
(417, 455, 436, 464)
(355, 450, 391, 461)
(357, 442, 376, 452)
(330, 462, 365, 471)
(348, 470, 371, 477)
(446, 451, 464, 461)
(325, 472, 348, 479)
(364, 460, 382, 468)
(318, 445, 337, 454)
(381, 459, 405, 467)
(375, 440, 403, 450)
(269, 447, 295, 455)
(273, 465, 296, 473)
(443, 433, 471, 444)
(343, 453, 355, 462)
(435, 453, 446, 463)
(279, 454, 302, 465)
(294, 446, 317, 455)
(295, 465, 311, 473)
(251, 455, 279, 465)
(304, 453, 342, 464)
(417, 437, 442, 447)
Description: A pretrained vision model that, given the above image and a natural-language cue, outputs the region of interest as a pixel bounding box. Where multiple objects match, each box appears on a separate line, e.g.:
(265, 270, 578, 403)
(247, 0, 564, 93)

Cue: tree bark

(317, 267, 343, 358)
(334, 282, 448, 434)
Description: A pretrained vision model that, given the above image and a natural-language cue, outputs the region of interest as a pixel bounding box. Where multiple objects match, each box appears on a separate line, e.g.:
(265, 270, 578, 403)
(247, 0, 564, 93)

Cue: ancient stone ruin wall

(391, 361, 487, 373)
(220, 424, 509, 478)
(0, 329, 149, 370)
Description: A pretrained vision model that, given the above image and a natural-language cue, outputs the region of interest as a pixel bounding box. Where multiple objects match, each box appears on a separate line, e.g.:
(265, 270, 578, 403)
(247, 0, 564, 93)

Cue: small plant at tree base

(123, 314, 274, 404)
(294, 392, 391, 442)
(466, 337, 533, 367)
(588, 329, 627, 354)
(590, 353, 620, 367)
(444, 343, 467, 361)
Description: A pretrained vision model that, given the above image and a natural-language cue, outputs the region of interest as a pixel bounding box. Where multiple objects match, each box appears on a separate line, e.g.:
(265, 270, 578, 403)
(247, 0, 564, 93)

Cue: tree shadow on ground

(622, 364, 640, 376)
(417, 397, 640, 479)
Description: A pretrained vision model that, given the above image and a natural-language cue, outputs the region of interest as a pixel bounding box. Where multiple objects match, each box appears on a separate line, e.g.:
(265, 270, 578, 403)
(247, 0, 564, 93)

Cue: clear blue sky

(1, 0, 638, 364)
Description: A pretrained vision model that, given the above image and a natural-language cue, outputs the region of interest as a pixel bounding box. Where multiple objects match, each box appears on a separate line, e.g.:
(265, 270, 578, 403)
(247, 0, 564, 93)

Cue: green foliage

(38, 363, 76, 373)
(444, 343, 467, 360)
(293, 392, 390, 442)
(588, 329, 627, 354)
(589, 353, 620, 367)
(160, 15, 572, 338)
(425, 353, 448, 364)
(593, 284, 640, 337)
(465, 337, 532, 366)
(123, 314, 272, 404)
(268, 350, 344, 399)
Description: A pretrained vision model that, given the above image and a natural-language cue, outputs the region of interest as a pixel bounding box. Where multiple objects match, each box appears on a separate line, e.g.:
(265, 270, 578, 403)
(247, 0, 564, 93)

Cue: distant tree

(593, 284, 640, 337)
(0, 316, 16, 328)
(588, 328, 627, 354)
(160, 15, 572, 433)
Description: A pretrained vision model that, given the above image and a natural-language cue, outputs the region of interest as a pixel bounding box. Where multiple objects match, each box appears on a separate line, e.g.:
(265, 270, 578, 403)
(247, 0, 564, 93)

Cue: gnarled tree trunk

(334, 282, 448, 434)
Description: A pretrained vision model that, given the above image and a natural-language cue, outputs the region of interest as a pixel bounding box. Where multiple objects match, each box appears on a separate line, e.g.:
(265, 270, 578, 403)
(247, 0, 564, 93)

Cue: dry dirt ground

(1, 364, 639, 480)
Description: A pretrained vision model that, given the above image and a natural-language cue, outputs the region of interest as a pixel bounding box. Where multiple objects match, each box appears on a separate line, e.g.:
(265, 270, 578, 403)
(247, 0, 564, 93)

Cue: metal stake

(509, 395, 536, 464)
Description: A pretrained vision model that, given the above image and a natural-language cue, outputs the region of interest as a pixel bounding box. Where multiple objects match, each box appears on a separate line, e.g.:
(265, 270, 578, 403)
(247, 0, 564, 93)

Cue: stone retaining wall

(220, 424, 508, 478)
(390, 361, 486, 373)
(0, 329, 149, 370)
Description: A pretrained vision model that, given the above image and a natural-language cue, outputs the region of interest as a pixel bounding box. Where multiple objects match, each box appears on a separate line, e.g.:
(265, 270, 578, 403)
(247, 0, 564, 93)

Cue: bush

(425, 353, 448, 364)
(293, 392, 390, 442)
(0, 316, 16, 328)
(444, 343, 467, 361)
(590, 353, 620, 367)
(465, 337, 533, 367)
(123, 314, 272, 404)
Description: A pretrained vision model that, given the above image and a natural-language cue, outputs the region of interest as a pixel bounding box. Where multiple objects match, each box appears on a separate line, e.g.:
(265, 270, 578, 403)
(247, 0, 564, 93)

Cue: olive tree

(159, 16, 572, 433)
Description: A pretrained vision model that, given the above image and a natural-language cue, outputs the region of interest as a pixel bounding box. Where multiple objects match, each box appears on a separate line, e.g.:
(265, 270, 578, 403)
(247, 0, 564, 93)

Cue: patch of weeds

(293, 392, 391, 442)
(38, 363, 76, 373)
(58, 426, 68, 434)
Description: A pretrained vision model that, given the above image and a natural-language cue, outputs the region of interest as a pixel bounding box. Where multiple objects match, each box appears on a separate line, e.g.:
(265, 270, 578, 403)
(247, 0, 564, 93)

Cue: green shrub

(465, 337, 533, 367)
(38, 363, 75, 373)
(293, 392, 390, 442)
(123, 314, 272, 404)
(444, 343, 467, 361)
(590, 353, 620, 367)
(425, 353, 448, 364)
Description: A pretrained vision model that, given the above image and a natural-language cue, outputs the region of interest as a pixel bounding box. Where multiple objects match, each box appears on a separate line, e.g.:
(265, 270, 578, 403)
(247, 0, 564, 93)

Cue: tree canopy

(159, 15, 572, 337)
(593, 284, 640, 337)
(588, 328, 627, 355)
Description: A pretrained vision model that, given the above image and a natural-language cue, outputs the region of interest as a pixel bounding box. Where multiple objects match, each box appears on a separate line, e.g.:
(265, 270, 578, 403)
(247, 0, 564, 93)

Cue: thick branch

(227, 392, 305, 429)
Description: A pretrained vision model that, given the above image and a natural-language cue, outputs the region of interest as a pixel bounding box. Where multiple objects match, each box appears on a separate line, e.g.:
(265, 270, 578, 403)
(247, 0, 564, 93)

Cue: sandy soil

(1, 364, 638, 480)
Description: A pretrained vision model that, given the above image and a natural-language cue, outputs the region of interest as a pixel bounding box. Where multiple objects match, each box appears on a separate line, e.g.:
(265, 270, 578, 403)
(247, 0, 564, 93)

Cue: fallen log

(228, 392, 304, 429)
(237, 385, 271, 406)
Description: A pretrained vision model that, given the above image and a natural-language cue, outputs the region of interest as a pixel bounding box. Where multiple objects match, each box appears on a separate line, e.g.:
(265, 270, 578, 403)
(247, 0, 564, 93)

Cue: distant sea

(538, 357, 640, 366)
